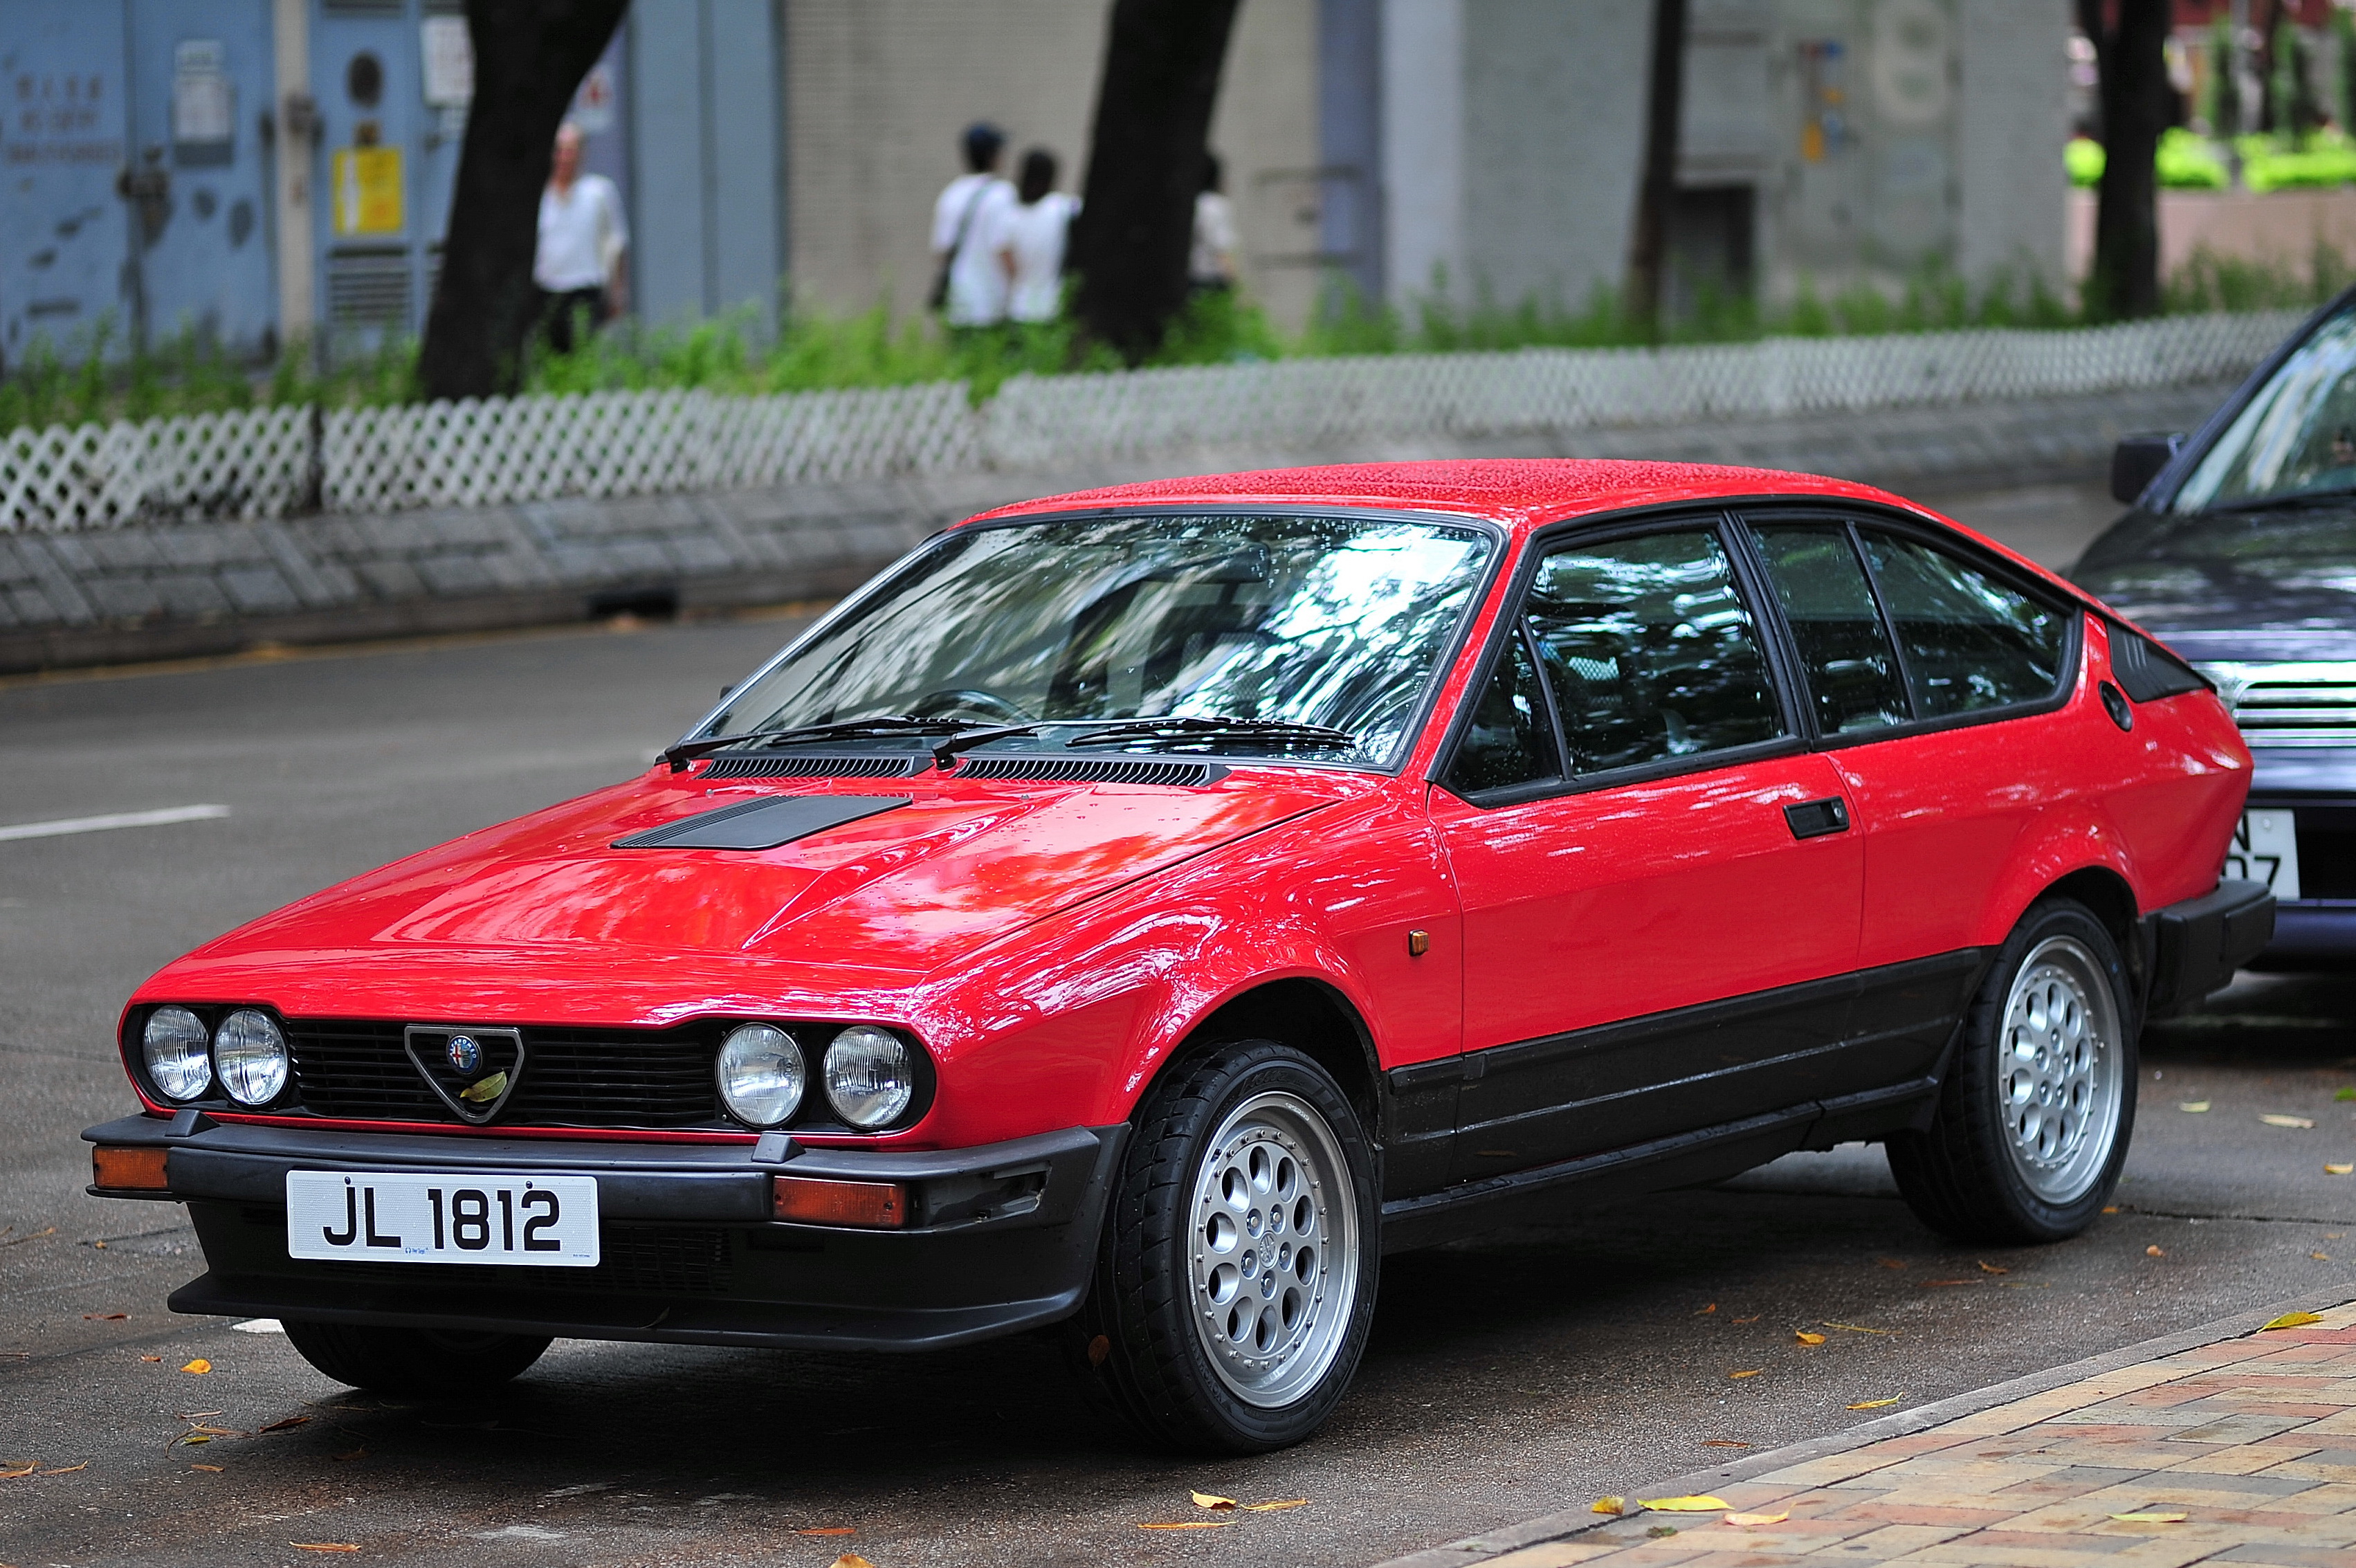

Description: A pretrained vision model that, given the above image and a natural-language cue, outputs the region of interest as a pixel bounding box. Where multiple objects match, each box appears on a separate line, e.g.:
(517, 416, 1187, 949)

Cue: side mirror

(2110, 432, 2184, 504)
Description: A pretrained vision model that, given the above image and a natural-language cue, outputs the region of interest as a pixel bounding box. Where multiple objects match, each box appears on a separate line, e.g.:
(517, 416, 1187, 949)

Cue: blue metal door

(125, 0, 278, 354)
(0, 3, 133, 368)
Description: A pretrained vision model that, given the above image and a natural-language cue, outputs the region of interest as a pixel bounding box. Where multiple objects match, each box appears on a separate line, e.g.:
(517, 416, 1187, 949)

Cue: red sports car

(87, 461, 2271, 1452)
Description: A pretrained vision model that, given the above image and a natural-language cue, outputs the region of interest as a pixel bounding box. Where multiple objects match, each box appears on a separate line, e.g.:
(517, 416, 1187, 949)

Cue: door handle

(1784, 796, 1850, 839)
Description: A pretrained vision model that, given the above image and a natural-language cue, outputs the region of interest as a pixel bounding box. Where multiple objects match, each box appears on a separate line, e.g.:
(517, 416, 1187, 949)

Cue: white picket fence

(0, 311, 2303, 532)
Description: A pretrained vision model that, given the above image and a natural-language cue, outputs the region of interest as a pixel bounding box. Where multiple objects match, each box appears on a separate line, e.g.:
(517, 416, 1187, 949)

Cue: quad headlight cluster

(715, 1022, 918, 1131)
(140, 1006, 289, 1106)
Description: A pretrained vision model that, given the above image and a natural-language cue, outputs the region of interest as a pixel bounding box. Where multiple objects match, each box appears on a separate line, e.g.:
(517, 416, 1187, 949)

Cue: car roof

(963, 459, 1922, 535)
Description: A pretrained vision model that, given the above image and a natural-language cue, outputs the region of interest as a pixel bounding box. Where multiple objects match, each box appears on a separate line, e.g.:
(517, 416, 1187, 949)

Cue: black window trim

(1728, 502, 2086, 754)
(1432, 507, 1809, 807)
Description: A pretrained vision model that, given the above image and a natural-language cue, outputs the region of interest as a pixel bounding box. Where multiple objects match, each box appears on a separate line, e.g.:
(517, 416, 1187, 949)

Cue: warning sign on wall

(331, 146, 403, 235)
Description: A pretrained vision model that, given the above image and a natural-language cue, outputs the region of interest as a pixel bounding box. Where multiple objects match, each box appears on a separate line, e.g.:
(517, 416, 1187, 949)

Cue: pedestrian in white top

(931, 122, 1018, 330)
(535, 121, 628, 354)
(992, 147, 1079, 325)
(1189, 153, 1239, 293)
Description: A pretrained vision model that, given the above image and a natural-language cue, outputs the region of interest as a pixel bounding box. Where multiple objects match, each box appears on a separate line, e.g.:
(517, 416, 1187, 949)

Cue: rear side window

(1861, 531, 2069, 718)
(1524, 529, 1784, 774)
(1744, 522, 1911, 734)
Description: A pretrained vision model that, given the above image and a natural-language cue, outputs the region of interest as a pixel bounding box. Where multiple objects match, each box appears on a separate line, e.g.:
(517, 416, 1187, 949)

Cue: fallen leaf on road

(190, 1464, 222, 1473)
(829, 1557, 875, 1568)
(1723, 1511, 1789, 1526)
(2263, 1311, 2324, 1330)
(1731, 1314, 1760, 1324)
(140, 1356, 161, 1363)
(256, 1416, 310, 1434)
(1794, 1331, 1826, 1346)
(796, 1527, 856, 1536)
(2337, 1087, 2356, 1102)
(180, 1434, 210, 1446)
(2328, 1165, 2354, 1176)
(1695, 1302, 1717, 1315)
(0, 1226, 56, 1246)
(1244, 1499, 1309, 1512)
(2178, 1102, 2209, 1113)
(1700, 1440, 1749, 1448)
(2146, 1246, 2166, 1257)
(289, 1546, 360, 1555)
(1086, 1333, 1109, 1367)
(332, 1449, 365, 1462)
(1876, 1257, 1906, 1269)
(2108, 1511, 2188, 1524)
(2263, 1114, 2316, 1129)
(1847, 1397, 1902, 1410)
(1977, 1261, 2009, 1275)
(1823, 1322, 1895, 1335)
(1640, 1495, 1731, 1512)
(1647, 1525, 1679, 1538)
(82, 1313, 126, 1321)
(38, 1464, 86, 1475)
(1591, 1496, 1625, 1515)
(1, 1461, 35, 1479)
(1729, 1369, 1762, 1378)
(2103, 1205, 2120, 1214)
(179, 1359, 210, 1374)
(1191, 1491, 1238, 1511)
(1138, 1520, 1226, 1530)
(2314, 1252, 2332, 1261)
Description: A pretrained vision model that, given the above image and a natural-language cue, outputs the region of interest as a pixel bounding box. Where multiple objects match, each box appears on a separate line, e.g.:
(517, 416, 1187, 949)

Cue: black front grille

(288, 1020, 724, 1128)
(596, 1226, 733, 1294)
(2296, 807, 2356, 900)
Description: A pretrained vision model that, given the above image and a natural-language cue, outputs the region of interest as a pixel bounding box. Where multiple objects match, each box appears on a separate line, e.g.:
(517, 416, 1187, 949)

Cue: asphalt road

(5, 484, 2353, 1568)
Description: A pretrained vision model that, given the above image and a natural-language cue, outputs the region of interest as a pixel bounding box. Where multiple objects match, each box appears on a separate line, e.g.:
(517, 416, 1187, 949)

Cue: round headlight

(716, 1023, 805, 1128)
(822, 1025, 915, 1129)
(213, 1010, 289, 1106)
(142, 1007, 212, 1101)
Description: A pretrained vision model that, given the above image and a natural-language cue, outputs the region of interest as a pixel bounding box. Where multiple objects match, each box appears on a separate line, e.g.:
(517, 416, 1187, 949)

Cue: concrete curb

(1367, 1282, 2356, 1568)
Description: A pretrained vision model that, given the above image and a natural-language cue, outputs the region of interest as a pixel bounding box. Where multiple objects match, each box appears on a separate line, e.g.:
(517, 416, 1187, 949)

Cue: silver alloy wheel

(1996, 934, 2124, 1204)
(1185, 1089, 1362, 1409)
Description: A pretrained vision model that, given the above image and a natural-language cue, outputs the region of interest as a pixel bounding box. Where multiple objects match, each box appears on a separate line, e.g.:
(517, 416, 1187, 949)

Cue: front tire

(282, 1320, 552, 1398)
(1888, 897, 2137, 1243)
(1070, 1039, 1378, 1453)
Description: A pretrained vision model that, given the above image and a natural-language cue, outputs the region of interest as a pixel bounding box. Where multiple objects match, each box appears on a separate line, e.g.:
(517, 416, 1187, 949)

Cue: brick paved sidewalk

(1400, 1295, 2356, 1568)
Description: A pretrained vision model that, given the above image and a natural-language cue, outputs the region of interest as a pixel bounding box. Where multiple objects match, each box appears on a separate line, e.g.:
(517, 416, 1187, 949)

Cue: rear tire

(282, 1320, 551, 1398)
(1888, 897, 2137, 1243)
(1068, 1039, 1378, 1453)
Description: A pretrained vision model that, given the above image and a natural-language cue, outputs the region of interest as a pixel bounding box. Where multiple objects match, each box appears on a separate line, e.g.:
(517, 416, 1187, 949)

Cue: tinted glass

(707, 513, 1495, 767)
(1861, 531, 2068, 718)
(1745, 522, 1910, 733)
(1450, 629, 1561, 793)
(1524, 529, 1784, 774)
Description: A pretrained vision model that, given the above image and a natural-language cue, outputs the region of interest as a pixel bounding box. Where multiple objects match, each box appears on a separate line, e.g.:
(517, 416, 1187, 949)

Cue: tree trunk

(1069, 0, 1245, 363)
(1625, 0, 1688, 339)
(417, 0, 628, 401)
(2079, 0, 2169, 320)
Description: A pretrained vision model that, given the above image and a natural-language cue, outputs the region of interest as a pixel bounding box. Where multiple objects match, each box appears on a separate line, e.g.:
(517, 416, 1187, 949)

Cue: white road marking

(0, 804, 231, 842)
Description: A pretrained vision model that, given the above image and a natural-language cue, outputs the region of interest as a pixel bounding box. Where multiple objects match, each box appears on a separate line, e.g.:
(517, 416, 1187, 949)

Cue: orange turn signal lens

(92, 1146, 169, 1191)
(770, 1175, 907, 1228)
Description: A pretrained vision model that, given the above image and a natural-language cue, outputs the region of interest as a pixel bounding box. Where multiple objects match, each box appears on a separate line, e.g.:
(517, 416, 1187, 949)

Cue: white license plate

(285, 1171, 600, 1266)
(2225, 809, 2301, 901)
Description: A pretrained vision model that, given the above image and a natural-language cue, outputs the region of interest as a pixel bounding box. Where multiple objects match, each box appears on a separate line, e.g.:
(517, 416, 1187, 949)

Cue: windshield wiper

(662, 716, 969, 772)
(1063, 717, 1360, 753)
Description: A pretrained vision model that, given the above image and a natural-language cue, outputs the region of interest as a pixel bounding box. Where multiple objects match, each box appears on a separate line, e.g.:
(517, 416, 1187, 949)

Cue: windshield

(2175, 302, 2356, 511)
(703, 511, 1496, 767)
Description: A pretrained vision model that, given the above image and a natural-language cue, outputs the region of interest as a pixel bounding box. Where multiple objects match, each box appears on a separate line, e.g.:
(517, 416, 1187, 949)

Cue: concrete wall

(1955, 0, 2070, 293)
(783, 0, 1320, 331)
(2067, 186, 2356, 288)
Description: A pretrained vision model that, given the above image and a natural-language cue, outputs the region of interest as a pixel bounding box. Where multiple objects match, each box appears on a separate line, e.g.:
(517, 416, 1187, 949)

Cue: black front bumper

(2143, 877, 2277, 1017)
(81, 1113, 1125, 1353)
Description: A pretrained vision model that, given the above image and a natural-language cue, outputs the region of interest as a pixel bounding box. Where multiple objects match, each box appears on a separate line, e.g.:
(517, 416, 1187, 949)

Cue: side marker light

(771, 1175, 908, 1228)
(93, 1147, 170, 1191)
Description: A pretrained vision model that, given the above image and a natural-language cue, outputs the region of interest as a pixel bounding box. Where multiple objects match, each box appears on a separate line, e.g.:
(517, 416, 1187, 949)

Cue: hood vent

(614, 794, 911, 850)
(702, 753, 922, 780)
(953, 756, 1227, 787)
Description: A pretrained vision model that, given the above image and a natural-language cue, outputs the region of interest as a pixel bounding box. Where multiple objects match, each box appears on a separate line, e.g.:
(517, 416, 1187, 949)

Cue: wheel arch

(2036, 864, 2146, 1018)
(1157, 978, 1385, 1147)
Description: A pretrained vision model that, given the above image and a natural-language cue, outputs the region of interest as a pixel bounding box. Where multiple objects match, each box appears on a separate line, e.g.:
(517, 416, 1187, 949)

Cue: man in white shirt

(931, 122, 1017, 331)
(991, 147, 1080, 325)
(536, 120, 628, 354)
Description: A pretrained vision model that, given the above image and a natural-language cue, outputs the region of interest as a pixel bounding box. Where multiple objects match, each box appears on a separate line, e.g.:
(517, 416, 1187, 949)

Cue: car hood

(152, 769, 1355, 1018)
(2073, 504, 2356, 661)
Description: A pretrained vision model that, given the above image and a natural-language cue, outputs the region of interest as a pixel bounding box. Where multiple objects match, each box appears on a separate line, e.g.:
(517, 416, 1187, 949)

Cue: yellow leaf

(1191, 1491, 1237, 1511)
(1847, 1396, 1901, 1410)
(829, 1557, 876, 1568)
(1731, 1314, 1760, 1324)
(458, 1070, 509, 1104)
(1700, 1440, 1748, 1448)
(1139, 1520, 1227, 1530)
(2263, 1114, 2316, 1129)
(2263, 1311, 2324, 1330)
(181, 1434, 210, 1445)
(1729, 1368, 1763, 1378)
(1793, 1331, 1826, 1346)
(2146, 1245, 2166, 1257)
(2328, 1164, 2354, 1176)
(1724, 1511, 1790, 1526)
(1591, 1496, 1626, 1515)
(190, 1464, 223, 1473)
(2315, 1252, 2332, 1261)
(796, 1527, 857, 1536)
(2108, 1510, 2188, 1524)
(1, 1461, 37, 1479)
(1695, 1302, 1717, 1315)
(179, 1359, 210, 1374)
(1243, 1499, 1308, 1512)
(1977, 1261, 2009, 1275)
(2178, 1101, 2209, 1113)
(1640, 1495, 1731, 1512)
(140, 1356, 163, 1362)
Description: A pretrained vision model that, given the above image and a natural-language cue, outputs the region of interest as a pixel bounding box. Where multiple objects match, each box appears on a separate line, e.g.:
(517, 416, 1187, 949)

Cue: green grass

(2, 249, 2345, 436)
